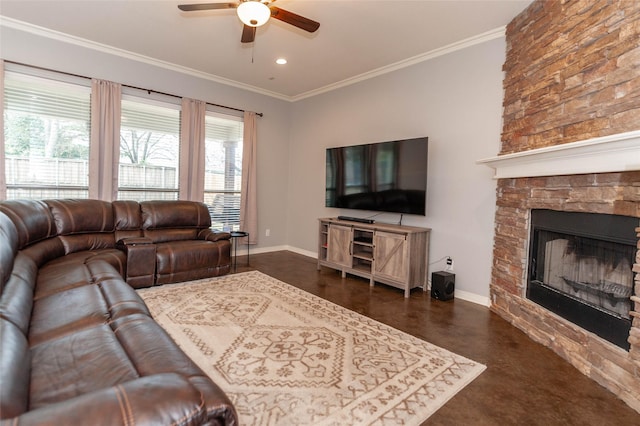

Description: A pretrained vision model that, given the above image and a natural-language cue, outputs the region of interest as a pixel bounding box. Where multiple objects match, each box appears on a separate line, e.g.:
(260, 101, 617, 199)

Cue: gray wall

(286, 38, 505, 303)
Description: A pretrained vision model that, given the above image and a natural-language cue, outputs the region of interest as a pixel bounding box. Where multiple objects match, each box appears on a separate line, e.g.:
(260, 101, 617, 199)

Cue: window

(204, 112, 243, 231)
(3, 67, 245, 209)
(3, 72, 91, 199)
(118, 97, 180, 200)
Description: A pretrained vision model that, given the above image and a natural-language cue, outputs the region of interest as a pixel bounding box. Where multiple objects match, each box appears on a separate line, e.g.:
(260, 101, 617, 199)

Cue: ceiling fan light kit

(178, 0, 320, 43)
(237, 1, 271, 27)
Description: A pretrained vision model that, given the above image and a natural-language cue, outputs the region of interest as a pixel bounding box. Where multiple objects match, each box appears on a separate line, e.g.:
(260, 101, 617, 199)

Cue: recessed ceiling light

(276, 58, 287, 65)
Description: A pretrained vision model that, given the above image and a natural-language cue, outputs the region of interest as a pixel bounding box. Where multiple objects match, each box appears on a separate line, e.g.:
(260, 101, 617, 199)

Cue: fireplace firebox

(527, 209, 636, 350)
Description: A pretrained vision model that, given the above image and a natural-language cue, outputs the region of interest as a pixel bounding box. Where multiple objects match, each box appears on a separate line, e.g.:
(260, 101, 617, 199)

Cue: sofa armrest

(6, 374, 209, 426)
(198, 229, 231, 242)
(117, 237, 153, 247)
(116, 237, 156, 288)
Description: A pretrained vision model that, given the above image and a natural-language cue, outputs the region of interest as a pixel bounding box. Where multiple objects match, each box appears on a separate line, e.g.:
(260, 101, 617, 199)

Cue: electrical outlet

(445, 256, 453, 272)
(265, 229, 270, 237)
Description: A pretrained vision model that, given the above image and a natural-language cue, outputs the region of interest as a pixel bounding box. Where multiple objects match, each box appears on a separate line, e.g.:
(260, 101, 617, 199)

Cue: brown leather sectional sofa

(0, 199, 237, 425)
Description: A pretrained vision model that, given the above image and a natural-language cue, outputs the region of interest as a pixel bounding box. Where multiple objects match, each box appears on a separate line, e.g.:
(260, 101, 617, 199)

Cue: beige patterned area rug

(138, 271, 486, 425)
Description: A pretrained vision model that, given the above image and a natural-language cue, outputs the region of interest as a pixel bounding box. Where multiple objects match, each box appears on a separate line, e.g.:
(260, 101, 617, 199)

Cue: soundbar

(337, 216, 375, 224)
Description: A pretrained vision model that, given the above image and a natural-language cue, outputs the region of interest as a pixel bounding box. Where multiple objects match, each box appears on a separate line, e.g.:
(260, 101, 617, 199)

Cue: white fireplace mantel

(477, 130, 640, 179)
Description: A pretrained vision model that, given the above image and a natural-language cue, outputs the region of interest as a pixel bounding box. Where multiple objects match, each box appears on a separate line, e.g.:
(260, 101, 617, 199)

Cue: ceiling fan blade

(241, 25, 256, 43)
(178, 3, 237, 12)
(270, 6, 320, 33)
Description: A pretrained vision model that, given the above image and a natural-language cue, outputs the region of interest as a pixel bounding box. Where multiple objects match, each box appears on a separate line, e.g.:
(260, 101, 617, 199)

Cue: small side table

(230, 231, 249, 272)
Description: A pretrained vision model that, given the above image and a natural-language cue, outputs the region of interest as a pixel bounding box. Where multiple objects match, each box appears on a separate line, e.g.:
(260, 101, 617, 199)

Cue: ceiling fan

(178, 1, 320, 43)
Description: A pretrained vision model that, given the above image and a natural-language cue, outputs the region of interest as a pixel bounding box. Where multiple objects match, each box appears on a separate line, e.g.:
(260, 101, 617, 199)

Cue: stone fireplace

(479, 154, 640, 412)
(479, 0, 640, 413)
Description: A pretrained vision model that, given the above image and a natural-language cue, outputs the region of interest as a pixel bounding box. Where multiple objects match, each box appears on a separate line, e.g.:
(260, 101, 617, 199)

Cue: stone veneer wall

(491, 173, 640, 409)
(501, 0, 640, 153)
(492, 0, 640, 412)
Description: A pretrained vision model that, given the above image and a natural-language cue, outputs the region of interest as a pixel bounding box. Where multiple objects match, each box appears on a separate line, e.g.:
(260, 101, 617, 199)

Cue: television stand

(317, 218, 430, 298)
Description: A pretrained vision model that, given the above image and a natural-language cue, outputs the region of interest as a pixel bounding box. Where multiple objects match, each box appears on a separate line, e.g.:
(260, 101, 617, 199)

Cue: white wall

(286, 38, 505, 303)
(0, 24, 292, 252)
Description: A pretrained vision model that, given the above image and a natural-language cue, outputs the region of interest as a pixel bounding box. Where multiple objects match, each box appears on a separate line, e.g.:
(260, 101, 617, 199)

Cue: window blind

(204, 112, 244, 231)
(4, 72, 91, 121)
(3, 72, 91, 200)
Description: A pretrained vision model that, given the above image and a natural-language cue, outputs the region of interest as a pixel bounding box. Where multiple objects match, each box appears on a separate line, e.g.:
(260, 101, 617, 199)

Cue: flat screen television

(325, 137, 428, 216)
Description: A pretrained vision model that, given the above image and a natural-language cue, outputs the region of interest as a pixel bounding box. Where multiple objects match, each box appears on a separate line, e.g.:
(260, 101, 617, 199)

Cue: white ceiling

(0, 0, 531, 101)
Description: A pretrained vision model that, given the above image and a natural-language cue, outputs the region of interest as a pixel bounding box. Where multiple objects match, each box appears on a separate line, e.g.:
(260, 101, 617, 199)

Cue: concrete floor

(234, 250, 640, 425)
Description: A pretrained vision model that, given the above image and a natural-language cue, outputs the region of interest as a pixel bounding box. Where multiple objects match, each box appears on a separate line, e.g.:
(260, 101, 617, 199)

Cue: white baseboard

(245, 245, 316, 258)
(285, 246, 317, 258)
(247, 245, 291, 255)
(453, 290, 491, 307)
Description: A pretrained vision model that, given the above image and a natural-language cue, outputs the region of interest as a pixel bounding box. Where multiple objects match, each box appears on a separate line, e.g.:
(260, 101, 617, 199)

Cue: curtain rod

(6, 60, 264, 117)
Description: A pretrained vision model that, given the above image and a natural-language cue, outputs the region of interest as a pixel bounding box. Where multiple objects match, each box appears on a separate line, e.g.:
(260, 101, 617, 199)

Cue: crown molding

(290, 26, 507, 102)
(477, 130, 640, 179)
(0, 16, 291, 101)
(2, 16, 506, 103)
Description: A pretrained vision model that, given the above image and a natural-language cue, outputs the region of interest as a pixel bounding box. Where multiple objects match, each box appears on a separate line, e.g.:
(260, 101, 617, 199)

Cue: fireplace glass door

(528, 210, 636, 350)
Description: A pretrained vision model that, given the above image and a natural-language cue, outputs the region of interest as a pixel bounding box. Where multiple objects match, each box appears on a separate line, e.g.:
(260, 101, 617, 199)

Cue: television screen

(325, 137, 428, 215)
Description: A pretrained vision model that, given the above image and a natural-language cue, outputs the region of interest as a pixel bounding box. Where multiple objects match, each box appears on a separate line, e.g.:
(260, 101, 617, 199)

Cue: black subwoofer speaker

(431, 271, 455, 301)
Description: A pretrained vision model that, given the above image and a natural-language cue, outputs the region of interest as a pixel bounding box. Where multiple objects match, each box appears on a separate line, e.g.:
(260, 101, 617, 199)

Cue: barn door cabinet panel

(327, 223, 352, 271)
(374, 231, 409, 283)
(317, 218, 430, 298)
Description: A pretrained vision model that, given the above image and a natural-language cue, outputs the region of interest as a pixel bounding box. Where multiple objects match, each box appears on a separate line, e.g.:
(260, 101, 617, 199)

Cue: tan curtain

(240, 111, 258, 244)
(0, 60, 6, 200)
(179, 98, 206, 201)
(89, 79, 121, 201)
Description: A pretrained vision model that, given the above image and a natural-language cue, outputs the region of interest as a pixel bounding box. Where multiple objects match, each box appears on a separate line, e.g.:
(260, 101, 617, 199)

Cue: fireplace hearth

(528, 209, 636, 350)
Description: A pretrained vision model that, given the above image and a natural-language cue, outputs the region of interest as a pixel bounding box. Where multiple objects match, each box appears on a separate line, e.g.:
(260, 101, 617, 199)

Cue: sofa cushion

(57, 233, 116, 254)
(46, 200, 116, 255)
(35, 260, 94, 300)
(0, 200, 56, 250)
(19, 237, 66, 269)
(0, 319, 30, 419)
(0, 254, 37, 334)
(144, 227, 200, 243)
(15, 374, 208, 426)
(34, 252, 126, 300)
(111, 314, 201, 376)
(0, 211, 18, 288)
(155, 239, 230, 284)
(99, 279, 151, 319)
(85, 252, 127, 279)
(46, 199, 115, 235)
(29, 324, 140, 410)
(30, 263, 150, 347)
(112, 314, 237, 424)
(141, 200, 211, 230)
(113, 200, 144, 242)
(29, 284, 111, 346)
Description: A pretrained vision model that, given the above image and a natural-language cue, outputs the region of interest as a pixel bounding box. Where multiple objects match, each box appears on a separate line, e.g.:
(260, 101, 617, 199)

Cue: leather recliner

(0, 199, 237, 425)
